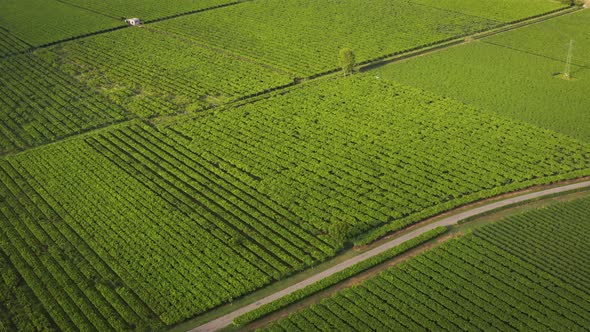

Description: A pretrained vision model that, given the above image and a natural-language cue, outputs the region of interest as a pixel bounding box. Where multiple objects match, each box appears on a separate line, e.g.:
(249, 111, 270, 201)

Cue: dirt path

(192, 180, 590, 332)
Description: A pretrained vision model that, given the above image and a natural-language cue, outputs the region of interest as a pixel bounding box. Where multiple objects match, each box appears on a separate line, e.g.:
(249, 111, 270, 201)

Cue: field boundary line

(190, 179, 590, 332)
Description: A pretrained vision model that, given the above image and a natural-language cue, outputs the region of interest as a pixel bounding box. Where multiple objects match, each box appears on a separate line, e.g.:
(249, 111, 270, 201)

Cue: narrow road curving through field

(192, 180, 590, 332)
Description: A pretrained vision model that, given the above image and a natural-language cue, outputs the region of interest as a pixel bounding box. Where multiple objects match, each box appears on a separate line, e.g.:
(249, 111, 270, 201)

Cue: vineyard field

(377, 10, 590, 143)
(0, 28, 29, 57)
(167, 74, 590, 243)
(0, 1, 589, 331)
(40, 27, 294, 117)
(60, 0, 238, 21)
(154, 0, 501, 77)
(1, 121, 336, 326)
(262, 196, 590, 331)
(0, 54, 128, 155)
(414, 0, 566, 22)
(0, 0, 121, 47)
(485, 9, 590, 68)
(1, 75, 589, 329)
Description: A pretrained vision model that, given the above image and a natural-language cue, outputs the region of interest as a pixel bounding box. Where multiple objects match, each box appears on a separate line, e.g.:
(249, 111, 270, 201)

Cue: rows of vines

(0, 54, 128, 154)
(155, 0, 500, 76)
(0, 28, 29, 57)
(41, 27, 294, 117)
(0, 0, 121, 47)
(60, 0, 238, 21)
(263, 196, 590, 331)
(2, 122, 336, 325)
(168, 75, 590, 243)
(0, 160, 164, 331)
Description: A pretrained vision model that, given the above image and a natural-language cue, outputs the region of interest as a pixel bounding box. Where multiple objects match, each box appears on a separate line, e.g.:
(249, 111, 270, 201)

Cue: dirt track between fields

(192, 180, 590, 332)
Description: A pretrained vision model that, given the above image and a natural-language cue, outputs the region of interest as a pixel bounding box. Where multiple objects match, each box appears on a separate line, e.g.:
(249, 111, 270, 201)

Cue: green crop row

(0, 159, 164, 331)
(0, 0, 121, 46)
(0, 54, 128, 154)
(155, 0, 500, 77)
(40, 27, 294, 117)
(62, 0, 238, 21)
(0, 28, 29, 57)
(170, 74, 590, 244)
(1, 74, 589, 329)
(234, 226, 447, 327)
(262, 196, 590, 331)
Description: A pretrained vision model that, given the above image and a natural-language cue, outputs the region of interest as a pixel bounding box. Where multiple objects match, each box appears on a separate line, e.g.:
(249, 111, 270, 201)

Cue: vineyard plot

(485, 10, 590, 69)
(42, 27, 294, 117)
(0, 160, 165, 331)
(155, 0, 500, 77)
(59, 0, 239, 21)
(0, 76, 589, 328)
(0, 54, 128, 154)
(169, 74, 590, 242)
(263, 196, 590, 331)
(0, 0, 121, 46)
(2, 122, 335, 326)
(414, 0, 565, 23)
(377, 10, 590, 143)
(0, 27, 30, 57)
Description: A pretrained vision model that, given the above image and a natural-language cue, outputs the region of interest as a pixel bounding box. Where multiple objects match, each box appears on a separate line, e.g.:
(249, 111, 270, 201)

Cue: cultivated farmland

(59, 0, 239, 21)
(0, 28, 29, 57)
(155, 0, 503, 76)
(168, 75, 590, 244)
(40, 27, 294, 117)
(1, 74, 589, 329)
(0, 0, 121, 47)
(378, 10, 590, 142)
(0, 54, 128, 154)
(414, 0, 566, 22)
(262, 196, 590, 331)
(0, 1, 588, 331)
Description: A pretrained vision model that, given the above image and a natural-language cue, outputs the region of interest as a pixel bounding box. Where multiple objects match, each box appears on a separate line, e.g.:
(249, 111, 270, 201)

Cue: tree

(328, 220, 350, 246)
(339, 48, 356, 76)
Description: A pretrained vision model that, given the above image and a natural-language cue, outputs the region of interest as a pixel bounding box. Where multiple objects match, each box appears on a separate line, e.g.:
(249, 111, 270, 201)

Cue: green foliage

(0, 54, 128, 154)
(328, 220, 351, 245)
(0, 0, 121, 46)
(41, 27, 294, 117)
(155, 0, 500, 77)
(414, 0, 567, 22)
(4, 122, 336, 325)
(339, 48, 356, 75)
(233, 227, 447, 327)
(172, 74, 590, 244)
(63, 0, 236, 21)
(0, 160, 165, 331)
(378, 10, 590, 143)
(0, 28, 29, 57)
(263, 197, 590, 331)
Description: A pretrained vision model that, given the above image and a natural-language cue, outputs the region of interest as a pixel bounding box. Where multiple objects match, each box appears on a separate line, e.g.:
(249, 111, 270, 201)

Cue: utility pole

(564, 39, 573, 80)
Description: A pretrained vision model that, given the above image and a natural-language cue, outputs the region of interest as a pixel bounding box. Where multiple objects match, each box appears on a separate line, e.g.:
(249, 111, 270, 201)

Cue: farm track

(192, 179, 590, 332)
